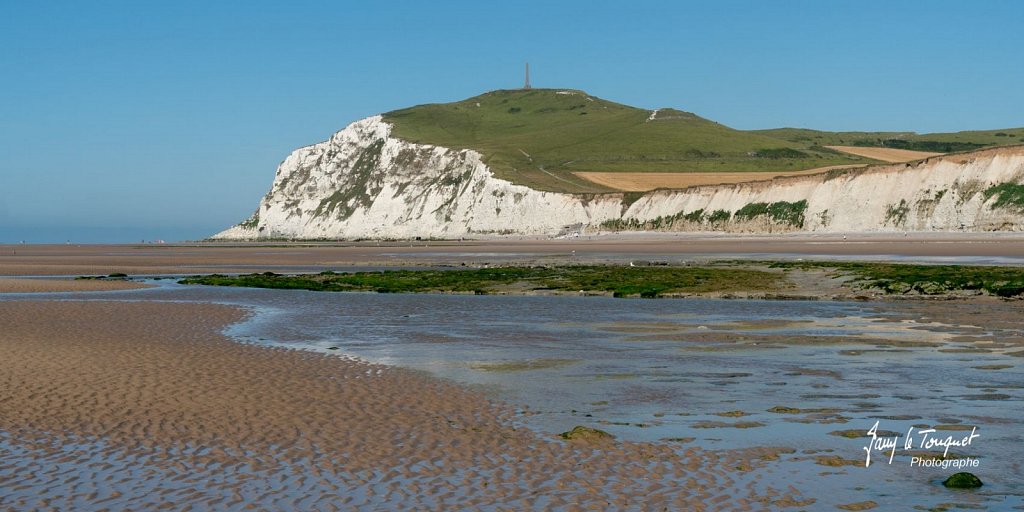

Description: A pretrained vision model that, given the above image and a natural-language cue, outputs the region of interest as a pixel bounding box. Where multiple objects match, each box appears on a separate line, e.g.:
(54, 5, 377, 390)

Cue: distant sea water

(0, 226, 214, 244)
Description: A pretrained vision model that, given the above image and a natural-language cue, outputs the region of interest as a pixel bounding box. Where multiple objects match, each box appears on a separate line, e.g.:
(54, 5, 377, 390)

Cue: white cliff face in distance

(214, 115, 1024, 240)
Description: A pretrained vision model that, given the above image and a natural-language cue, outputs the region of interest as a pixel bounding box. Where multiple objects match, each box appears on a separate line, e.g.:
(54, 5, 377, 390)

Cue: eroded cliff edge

(214, 116, 1024, 240)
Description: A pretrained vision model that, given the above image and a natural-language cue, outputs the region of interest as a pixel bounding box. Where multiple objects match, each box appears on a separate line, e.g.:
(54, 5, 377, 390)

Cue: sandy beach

(2, 232, 1024, 277)
(0, 300, 811, 510)
(1, 240, 1020, 509)
(0, 278, 152, 293)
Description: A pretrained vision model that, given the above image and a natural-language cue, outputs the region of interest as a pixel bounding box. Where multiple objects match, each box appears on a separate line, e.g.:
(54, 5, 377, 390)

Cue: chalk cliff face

(214, 116, 621, 239)
(214, 116, 1024, 239)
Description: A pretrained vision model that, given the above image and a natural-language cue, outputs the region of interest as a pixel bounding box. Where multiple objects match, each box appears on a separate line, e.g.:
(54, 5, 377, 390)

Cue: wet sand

(0, 301, 811, 509)
(0, 278, 152, 293)
(2, 239, 1020, 508)
(3, 232, 1024, 276)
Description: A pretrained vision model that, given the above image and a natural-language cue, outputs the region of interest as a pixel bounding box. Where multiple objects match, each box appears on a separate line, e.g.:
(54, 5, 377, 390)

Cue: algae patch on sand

(559, 426, 614, 442)
(942, 472, 983, 489)
(470, 358, 576, 373)
(180, 265, 785, 298)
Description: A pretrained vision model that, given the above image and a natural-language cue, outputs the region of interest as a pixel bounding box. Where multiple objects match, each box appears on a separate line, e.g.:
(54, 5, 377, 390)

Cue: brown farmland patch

(825, 146, 942, 163)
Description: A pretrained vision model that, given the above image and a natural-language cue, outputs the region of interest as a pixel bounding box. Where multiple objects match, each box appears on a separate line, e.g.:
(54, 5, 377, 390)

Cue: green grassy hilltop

(383, 88, 1023, 193)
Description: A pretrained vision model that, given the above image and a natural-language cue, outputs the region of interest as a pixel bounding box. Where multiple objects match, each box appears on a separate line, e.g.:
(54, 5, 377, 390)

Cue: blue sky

(2, 0, 1022, 242)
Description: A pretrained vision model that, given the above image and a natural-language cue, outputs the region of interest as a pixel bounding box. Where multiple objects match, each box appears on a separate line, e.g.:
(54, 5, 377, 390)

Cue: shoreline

(3, 232, 1024, 276)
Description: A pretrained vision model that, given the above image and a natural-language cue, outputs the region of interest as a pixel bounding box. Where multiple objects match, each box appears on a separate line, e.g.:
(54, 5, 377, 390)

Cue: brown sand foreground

(0, 277, 152, 293)
(2, 233, 1024, 276)
(825, 145, 943, 163)
(573, 166, 861, 192)
(0, 301, 810, 509)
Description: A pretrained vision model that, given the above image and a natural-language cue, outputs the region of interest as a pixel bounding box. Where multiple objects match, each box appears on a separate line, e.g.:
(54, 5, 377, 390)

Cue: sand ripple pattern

(0, 301, 810, 510)
(0, 278, 151, 293)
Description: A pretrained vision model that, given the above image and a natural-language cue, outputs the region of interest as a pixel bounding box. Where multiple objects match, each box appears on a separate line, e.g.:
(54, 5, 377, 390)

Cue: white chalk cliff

(214, 116, 1024, 239)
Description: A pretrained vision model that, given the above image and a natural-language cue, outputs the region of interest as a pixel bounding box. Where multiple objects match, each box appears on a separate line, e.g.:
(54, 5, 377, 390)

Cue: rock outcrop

(214, 116, 1024, 240)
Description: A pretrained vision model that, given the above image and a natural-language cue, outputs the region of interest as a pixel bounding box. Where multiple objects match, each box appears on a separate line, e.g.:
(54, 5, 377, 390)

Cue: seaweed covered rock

(559, 426, 614, 442)
(942, 472, 983, 489)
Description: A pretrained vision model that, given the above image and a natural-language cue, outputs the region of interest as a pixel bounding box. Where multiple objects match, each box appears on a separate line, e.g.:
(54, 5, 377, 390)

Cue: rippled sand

(0, 278, 151, 293)
(0, 301, 811, 509)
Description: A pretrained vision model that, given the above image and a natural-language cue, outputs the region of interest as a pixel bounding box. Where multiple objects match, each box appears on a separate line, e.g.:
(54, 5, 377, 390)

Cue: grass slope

(753, 127, 1024, 154)
(384, 89, 875, 193)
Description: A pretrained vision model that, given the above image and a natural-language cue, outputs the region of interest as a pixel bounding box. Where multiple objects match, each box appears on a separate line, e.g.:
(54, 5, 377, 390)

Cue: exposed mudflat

(0, 300, 812, 510)
(2, 241, 1021, 509)
(3, 232, 1024, 276)
(0, 277, 152, 293)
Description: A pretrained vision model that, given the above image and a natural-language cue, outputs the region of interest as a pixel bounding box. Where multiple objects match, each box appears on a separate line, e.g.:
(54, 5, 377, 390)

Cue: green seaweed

(767, 260, 1024, 297)
(179, 265, 783, 298)
(942, 472, 983, 489)
(559, 425, 614, 441)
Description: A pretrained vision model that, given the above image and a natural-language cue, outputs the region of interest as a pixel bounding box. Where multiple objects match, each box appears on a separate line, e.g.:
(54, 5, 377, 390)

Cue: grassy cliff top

(383, 89, 868, 192)
(383, 89, 1022, 193)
